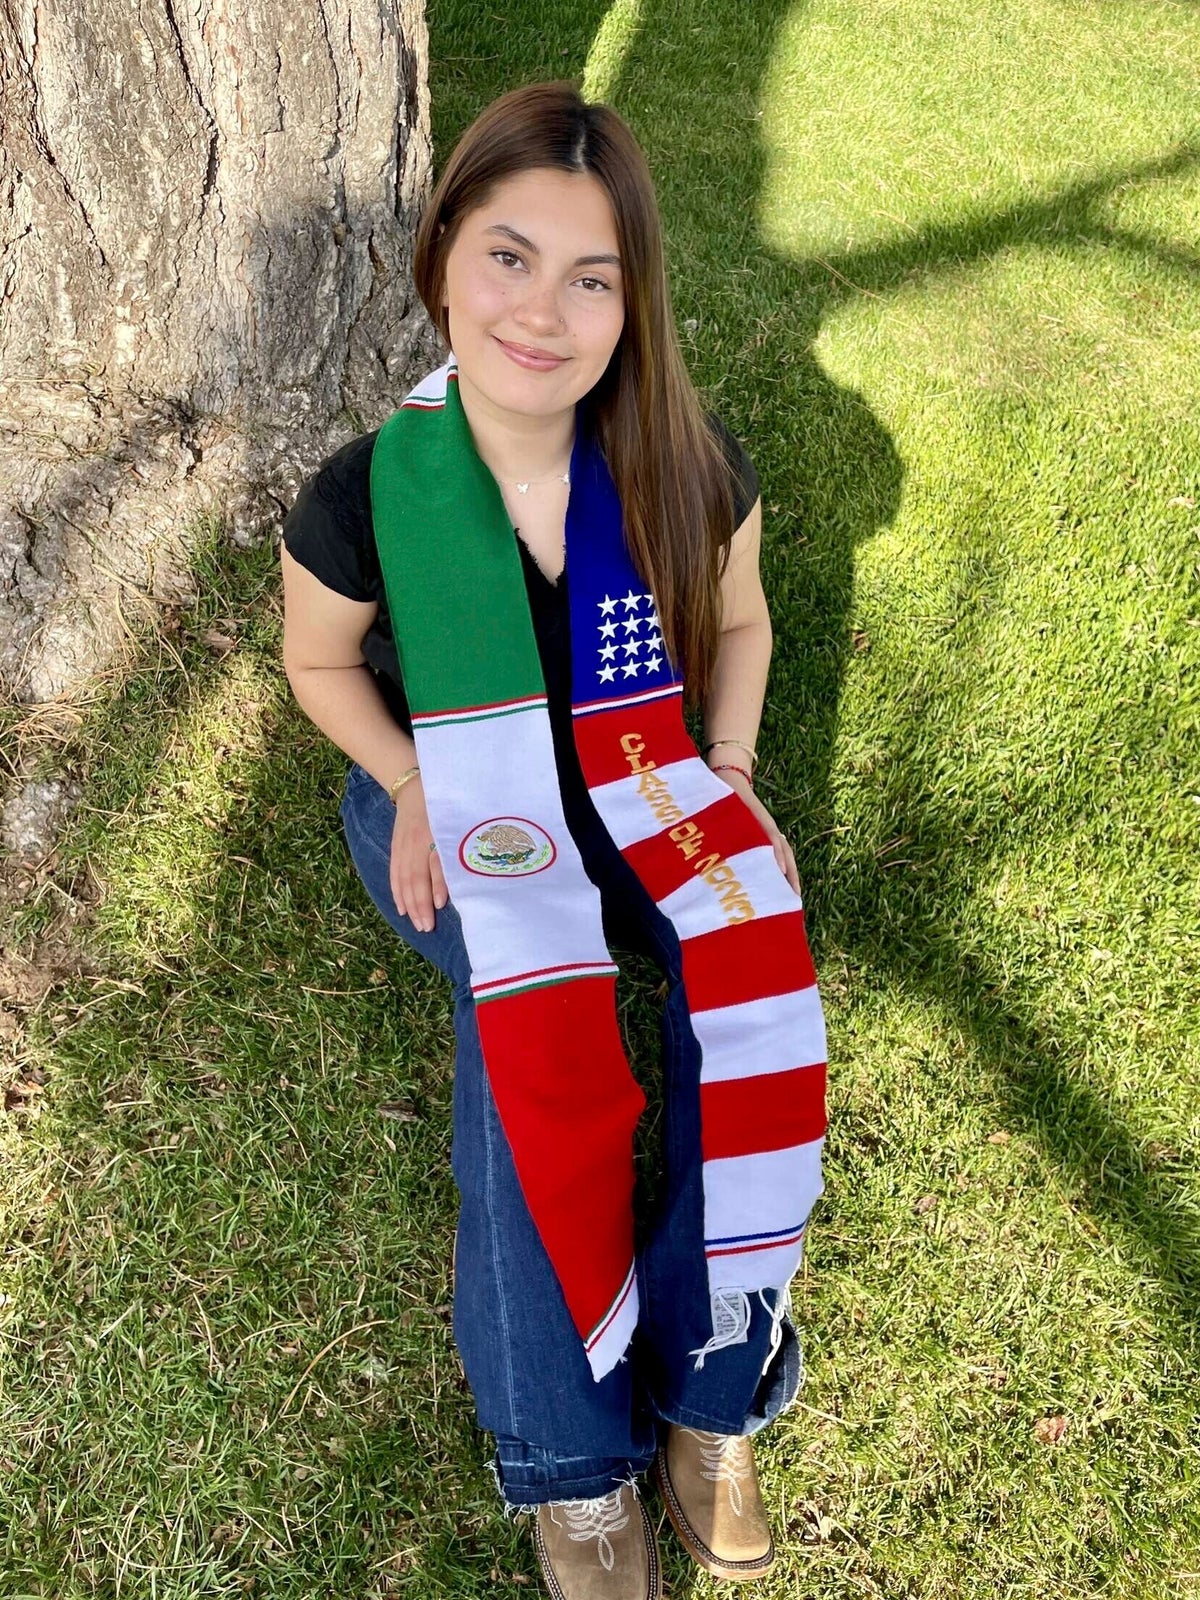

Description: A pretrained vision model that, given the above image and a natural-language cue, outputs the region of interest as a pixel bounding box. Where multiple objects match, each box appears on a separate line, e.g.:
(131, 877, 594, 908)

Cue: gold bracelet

(388, 765, 421, 803)
(704, 738, 758, 770)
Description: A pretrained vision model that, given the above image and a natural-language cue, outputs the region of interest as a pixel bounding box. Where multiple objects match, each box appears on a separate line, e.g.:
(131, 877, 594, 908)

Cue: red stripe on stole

(572, 694, 696, 788)
(681, 909, 817, 1009)
(623, 789, 770, 902)
(701, 1062, 828, 1161)
(474, 973, 644, 1343)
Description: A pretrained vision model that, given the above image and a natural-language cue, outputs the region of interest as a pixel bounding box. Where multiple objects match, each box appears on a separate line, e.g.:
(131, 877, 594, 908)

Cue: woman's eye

(489, 250, 610, 293)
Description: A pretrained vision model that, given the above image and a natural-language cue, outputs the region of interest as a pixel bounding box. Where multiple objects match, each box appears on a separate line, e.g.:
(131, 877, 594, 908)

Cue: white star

(621, 589, 642, 611)
(644, 652, 663, 673)
(622, 661, 640, 678)
(645, 631, 663, 652)
(622, 616, 643, 634)
(623, 639, 643, 657)
(598, 619, 618, 639)
(597, 663, 617, 683)
(598, 641, 618, 661)
(598, 594, 618, 615)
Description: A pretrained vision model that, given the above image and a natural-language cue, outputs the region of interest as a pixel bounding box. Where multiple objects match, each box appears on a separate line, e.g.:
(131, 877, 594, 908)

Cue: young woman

(281, 80, 827, 1600)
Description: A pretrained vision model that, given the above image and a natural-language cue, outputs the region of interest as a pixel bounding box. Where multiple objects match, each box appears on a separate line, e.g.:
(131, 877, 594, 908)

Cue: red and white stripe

(572, 686, 827, 1306)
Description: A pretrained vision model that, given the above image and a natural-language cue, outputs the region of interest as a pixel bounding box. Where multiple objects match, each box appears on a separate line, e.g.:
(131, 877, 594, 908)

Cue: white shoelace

(548, 1486, 632, 1572)
(683, 1428, 753, 1518)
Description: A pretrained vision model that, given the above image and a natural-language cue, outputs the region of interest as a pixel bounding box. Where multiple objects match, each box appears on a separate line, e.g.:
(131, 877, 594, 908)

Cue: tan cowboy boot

(533, 1484, 661, 1600)
(654, 1425, 775, 1581)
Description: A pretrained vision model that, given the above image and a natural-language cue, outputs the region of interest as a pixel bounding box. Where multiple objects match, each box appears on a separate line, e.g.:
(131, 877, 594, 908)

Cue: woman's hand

(389, 775, 449, 932)
(709, 766, 802, 895)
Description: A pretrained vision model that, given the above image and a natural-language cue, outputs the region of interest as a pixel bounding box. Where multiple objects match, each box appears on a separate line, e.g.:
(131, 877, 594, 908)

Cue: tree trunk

(0, 0, 437, 731)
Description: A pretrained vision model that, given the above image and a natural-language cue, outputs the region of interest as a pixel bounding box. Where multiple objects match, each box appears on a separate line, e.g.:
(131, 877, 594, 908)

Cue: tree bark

(0, 0, 437, 721)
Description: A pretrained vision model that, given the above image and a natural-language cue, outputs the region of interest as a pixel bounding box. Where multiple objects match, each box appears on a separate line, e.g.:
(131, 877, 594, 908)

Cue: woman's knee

(368, 875, 472, 993)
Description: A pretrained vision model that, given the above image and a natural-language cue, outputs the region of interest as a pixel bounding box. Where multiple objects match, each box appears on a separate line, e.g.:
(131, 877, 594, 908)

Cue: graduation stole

(370, 353, 827, 1382)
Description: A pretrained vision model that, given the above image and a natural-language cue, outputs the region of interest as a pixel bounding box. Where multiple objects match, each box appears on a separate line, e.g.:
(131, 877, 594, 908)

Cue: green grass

(3, 0, 1199, 1594)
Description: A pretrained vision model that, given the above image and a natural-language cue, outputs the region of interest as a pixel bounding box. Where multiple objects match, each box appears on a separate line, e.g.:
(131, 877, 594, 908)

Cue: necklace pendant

(516, 482, 530, 494)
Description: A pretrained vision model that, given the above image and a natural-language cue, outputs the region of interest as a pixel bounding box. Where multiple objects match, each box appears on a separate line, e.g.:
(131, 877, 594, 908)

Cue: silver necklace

(497, 467, 571, 495)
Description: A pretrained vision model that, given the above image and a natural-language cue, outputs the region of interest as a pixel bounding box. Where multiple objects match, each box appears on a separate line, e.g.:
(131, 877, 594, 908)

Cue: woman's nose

(516, 283, 567, 333)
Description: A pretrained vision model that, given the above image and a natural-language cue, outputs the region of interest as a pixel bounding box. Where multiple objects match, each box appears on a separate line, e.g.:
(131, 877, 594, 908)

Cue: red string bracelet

(710, 761, 753, 786)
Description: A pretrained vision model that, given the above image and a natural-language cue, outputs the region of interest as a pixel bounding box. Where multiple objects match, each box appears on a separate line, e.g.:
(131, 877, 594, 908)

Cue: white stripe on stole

(402, 361, 454, 407)
(413, 703, 613, 994)
(702, 1140, 826, 1293)
(583, 1261, 640, 1383)
(654, 841, 804, 937)
(587, 755, 735, 851)
(688, 985, 828, 1085)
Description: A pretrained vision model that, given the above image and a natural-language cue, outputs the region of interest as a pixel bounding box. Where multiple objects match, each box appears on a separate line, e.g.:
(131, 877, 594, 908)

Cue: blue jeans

(339, 759, 805, 1508)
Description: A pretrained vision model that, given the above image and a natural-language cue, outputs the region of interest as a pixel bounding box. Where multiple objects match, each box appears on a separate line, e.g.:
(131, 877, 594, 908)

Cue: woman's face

(440, 166, 627, 418)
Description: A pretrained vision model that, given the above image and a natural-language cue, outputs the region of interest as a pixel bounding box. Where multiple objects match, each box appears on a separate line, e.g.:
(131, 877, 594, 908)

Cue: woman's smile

(493, 335, 571, 371)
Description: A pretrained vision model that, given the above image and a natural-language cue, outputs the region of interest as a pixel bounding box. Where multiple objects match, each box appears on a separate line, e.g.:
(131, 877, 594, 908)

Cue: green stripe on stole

(369, 376, 543, 714)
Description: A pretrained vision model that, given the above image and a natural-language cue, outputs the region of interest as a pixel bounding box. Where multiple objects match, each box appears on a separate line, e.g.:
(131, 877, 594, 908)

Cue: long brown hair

(412, 80, 738, 715)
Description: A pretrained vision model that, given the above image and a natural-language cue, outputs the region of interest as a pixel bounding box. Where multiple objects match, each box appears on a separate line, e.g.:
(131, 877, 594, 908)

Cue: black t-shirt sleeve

(280, 433, 379, 602)
(705, 411, 761, 534)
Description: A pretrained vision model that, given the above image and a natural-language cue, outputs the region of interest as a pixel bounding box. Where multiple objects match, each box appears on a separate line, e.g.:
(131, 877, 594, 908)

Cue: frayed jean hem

(488, 1446, 656, 1513)
(652, 1315, 805, 1440)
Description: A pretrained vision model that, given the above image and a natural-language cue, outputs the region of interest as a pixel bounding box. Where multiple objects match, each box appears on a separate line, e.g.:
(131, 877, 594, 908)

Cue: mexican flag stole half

(369, 353, 827, 1382)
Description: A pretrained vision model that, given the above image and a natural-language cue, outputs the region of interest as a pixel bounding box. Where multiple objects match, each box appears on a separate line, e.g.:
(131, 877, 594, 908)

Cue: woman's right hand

(389, 775, 449, 931)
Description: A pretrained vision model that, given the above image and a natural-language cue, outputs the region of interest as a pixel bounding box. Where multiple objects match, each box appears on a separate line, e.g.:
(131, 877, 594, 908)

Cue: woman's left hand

(709, 766, 801, 895)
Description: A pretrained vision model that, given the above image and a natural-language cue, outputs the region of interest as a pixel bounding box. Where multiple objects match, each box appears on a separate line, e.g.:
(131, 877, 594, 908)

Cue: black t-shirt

(283, 412, 760, 851)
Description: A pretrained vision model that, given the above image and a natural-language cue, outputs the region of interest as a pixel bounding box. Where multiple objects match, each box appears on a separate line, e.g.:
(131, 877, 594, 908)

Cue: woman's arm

(281, 542, 450, 925)
(703, 495, 771, 768)
(702, 496, 802, 893)
(280, 544, 418, 794)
